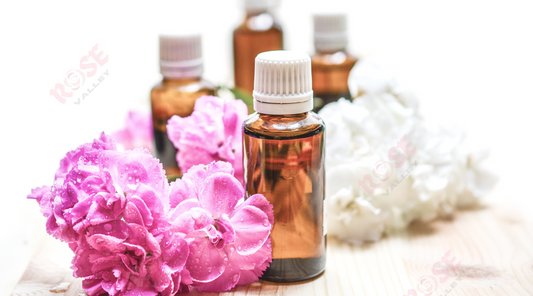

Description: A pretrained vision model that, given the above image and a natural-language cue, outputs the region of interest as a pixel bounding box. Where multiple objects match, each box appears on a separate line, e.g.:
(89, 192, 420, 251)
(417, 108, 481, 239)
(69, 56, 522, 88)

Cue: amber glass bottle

(151, 34, 216, 179)
(243, 51, 326, 282)
(311, 12, 357, 112)
(233, 0, 283, 94)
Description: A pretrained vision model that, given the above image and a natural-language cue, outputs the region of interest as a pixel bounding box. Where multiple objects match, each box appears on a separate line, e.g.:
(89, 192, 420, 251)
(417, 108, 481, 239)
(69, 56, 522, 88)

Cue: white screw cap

(314, 12, 348, 53)
(159, 33, 203, 79)
(253, 50, 314, 115)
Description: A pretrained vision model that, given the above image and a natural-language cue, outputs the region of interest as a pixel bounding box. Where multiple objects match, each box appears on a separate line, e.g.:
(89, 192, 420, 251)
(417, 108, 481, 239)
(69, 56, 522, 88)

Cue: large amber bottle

(233, 0, 283, 94)
(311, 12, 357, 112)
(151, 34, 216, 179)
(243, 51, 326, 282)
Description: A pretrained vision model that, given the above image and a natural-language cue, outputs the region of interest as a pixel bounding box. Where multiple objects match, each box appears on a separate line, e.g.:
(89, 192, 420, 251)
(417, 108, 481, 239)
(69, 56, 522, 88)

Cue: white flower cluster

(319, 59, 498, 244)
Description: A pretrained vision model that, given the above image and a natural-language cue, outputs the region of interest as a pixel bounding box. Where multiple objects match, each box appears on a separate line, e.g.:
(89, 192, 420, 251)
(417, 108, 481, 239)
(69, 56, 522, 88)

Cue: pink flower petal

(169, 178, 195, 208)
(160, 233, 188, 272)
(186, 236, 225, 283)
(230, 206, 271, 256)
(233, 194, 274, 225)
(172, 207, 213, 234)
(123, 201, 145, 226)
(169, 199, 200, 222)
(192, 264, 241, 293)
(198, 172, 244, 219)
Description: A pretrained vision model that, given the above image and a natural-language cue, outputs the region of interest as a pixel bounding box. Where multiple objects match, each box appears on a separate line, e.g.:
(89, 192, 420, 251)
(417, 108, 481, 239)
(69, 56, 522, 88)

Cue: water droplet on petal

(237, 245, 242, 251)
(262, 219, 269, 227)
(104, 224, 112, 231)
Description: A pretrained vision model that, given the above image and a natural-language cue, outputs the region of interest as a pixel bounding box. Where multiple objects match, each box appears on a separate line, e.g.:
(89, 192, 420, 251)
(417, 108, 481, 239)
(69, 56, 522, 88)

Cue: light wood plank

(11, 203, 533, 296)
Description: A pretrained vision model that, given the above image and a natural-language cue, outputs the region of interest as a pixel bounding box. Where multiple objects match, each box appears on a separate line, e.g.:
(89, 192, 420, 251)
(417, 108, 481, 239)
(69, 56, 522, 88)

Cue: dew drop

(237, 245, 242, 251)
(262, 219, 269, 227)
(104, 224, 112, 231)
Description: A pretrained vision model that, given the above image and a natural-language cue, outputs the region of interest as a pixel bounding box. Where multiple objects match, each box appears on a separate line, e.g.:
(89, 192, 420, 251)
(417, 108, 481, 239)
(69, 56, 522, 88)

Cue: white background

(1, 0, 532, 293)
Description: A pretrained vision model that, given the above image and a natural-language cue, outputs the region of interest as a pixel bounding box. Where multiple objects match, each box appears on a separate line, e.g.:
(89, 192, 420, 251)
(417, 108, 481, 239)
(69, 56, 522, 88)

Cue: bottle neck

(245, 8, 270, 17)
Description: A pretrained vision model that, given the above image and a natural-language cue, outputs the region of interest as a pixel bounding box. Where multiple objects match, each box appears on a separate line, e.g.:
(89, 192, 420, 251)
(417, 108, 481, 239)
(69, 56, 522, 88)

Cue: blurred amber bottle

(243, 51, 326, 282)
(311, 12, 357, 112)
(233, 0, 283, 94)
(151, 33, 216, 179)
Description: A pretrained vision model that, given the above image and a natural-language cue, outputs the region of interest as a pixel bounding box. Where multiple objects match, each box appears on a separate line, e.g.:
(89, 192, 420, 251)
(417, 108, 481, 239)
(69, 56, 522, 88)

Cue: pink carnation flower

(112, 110, 153, 152)
(168, 161, 273, 292)
(29, 134, 189, 295)
(166, 96, 248, 185)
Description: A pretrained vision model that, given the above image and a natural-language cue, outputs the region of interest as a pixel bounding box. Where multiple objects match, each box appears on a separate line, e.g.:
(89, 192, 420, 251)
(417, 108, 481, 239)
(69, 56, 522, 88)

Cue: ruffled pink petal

(192, 264, 241, 293)
(88, 220, 129, 240)
(172, 207, 213, 234)
(169, 199, 200, 223)
(198, 172, 244, 219)
(87, 234, 126, 254)
(82, 277, 106, 296)
(146, 258, 171, 292)
(160, 233, 188, 272)
(123, 201, 145, 226)
(127, 224, 161, 257)
(124, 287, 158, 296)
(229, 237, 272, 282)
(129, 195, 154, 226)
(233, 194, 274, 226)
(215, 214, 235, 246)
(230, 206, 271, 256)
(168, 178, 195, 208)
(217, 136, 236, 162)
(132, 184, 165, 219)
(186, 235, 225, 283)
(177, 147, 219, 176)
(193, 96, 225, 114)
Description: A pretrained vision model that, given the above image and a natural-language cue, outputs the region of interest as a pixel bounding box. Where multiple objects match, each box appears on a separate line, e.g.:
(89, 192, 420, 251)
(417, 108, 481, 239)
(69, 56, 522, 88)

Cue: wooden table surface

(11, 203, 533, 296)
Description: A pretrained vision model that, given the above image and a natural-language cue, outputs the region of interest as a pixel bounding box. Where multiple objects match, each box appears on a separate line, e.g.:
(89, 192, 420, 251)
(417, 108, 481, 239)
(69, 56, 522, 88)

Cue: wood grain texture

(11, 204, 533, 296)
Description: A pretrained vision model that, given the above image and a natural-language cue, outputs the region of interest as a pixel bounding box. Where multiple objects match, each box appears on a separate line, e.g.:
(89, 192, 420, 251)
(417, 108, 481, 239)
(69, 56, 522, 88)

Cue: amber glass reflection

(311, 51, 357, 112)
(243, 112, 326, 282)
(233, 12, 283, 94)
(150, 78, 216, 178)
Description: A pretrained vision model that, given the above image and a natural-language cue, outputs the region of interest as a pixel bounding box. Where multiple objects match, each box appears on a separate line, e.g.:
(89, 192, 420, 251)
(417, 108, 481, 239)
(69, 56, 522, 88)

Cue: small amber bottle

(233, 0, 283, 94)
(311, 12, 357, 112)
(151, 33, 216, 179)
(243, 51, 326, 282)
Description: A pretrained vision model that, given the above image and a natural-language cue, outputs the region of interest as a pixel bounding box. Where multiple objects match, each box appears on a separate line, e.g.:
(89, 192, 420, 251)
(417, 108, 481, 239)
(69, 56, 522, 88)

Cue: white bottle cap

(313, 12, 348, 53)
(159, 33, 203, 79)
(253, 50, 313, 115)
(244, 0, 278, 13)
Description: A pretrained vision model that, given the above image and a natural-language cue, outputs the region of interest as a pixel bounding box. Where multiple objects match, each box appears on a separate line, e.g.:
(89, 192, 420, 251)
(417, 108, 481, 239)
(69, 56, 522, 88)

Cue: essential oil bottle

(150, 33, 216, 179)
(311, 12, 357, 112)
(243, 51, 326, 282)
(233, 0, 283, 94)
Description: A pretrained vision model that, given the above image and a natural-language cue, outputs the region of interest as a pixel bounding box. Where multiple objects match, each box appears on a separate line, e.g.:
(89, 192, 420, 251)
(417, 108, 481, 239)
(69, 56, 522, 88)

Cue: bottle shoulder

(311, 50, 357, 68)
(234, 12, 283, 34)
(151, 78, 217, 93)
(243, 112, 325, 140)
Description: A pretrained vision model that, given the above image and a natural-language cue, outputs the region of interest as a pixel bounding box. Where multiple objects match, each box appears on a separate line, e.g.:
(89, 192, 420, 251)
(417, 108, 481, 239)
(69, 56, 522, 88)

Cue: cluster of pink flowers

(28, 133, 273, 295)
(167, 96, 248, 186)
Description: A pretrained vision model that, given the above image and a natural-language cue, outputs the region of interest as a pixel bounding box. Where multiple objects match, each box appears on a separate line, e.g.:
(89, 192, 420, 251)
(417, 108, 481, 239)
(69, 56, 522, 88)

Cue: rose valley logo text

(358, 135, 417, 196)
(49, 44, 109, 105)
